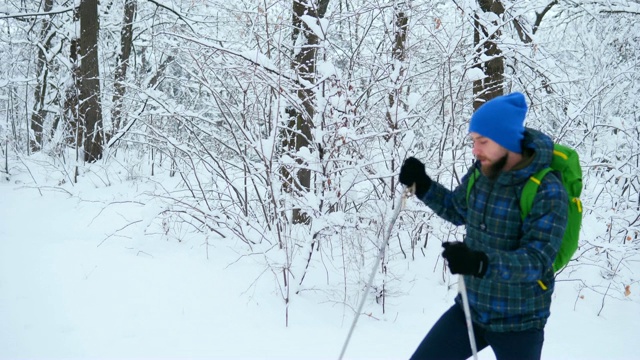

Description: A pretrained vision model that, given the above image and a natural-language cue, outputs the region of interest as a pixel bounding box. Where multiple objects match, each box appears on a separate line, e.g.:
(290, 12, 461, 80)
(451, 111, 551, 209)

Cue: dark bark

(473, 0, 505, 109)
(110, 0, 137, 141)
(30, 0, 54, 152)
(78, 0, 103, 162)
(283, 0, 329, 225)
(386, 9, 408, 136)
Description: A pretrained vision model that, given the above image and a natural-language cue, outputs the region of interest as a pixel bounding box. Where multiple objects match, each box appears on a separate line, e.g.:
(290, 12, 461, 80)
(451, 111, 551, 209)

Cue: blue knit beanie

(469, 92, 527, 154)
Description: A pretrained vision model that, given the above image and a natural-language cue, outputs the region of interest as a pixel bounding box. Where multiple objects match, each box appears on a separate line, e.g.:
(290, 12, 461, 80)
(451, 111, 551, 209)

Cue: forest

(1, 0, 638, 328)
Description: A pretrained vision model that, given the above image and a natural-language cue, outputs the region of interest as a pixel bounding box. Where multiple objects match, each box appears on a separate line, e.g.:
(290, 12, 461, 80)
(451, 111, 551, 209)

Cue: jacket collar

(490, 128, 555, 186)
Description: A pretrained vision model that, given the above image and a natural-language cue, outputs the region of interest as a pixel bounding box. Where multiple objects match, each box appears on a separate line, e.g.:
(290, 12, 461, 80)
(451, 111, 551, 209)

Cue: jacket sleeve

(484, 174, 568, 282)
(415, 167, 475, 226)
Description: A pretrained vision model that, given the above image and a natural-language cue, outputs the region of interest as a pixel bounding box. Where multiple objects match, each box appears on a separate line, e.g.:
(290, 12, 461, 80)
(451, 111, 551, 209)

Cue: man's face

(470, 132, 509, 179)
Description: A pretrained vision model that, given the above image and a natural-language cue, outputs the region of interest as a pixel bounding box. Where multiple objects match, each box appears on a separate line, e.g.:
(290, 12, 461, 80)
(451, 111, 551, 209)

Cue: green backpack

(466, 143, 583, 272)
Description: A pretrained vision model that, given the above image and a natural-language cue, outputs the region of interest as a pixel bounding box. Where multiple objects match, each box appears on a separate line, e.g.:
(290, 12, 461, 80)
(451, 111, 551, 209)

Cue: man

(399, 92, 568, 360)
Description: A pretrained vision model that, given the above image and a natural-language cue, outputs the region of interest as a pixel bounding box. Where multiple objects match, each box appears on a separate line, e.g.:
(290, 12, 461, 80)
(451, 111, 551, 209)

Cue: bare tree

(61, 36, 81, 152)
(110, 0, 137, 141)
(78, 0, 103, 162)
(473, 0, 505, 108)
(386, 3, 409, 171)
(283, 0, 330, 224)
(29, 0, 54, 152)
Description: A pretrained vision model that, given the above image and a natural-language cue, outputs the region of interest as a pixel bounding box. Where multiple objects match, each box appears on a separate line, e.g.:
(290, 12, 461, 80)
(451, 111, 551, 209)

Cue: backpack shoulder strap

(520, 167, 554, 220)
(467, 166, 555, 221)
(466, 168, 481, 204)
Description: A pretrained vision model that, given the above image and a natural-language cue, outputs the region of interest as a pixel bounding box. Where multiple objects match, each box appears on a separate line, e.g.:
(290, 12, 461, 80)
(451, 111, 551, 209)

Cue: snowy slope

(0, 163, 637, 359)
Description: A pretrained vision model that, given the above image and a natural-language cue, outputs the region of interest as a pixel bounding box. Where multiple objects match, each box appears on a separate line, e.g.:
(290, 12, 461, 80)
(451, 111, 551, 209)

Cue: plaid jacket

(421, 128, 568, 332)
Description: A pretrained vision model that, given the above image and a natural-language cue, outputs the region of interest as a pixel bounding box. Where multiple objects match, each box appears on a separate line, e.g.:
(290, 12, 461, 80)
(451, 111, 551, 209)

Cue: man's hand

(399, 157, 432, 197)
(442, 242, 489, 278)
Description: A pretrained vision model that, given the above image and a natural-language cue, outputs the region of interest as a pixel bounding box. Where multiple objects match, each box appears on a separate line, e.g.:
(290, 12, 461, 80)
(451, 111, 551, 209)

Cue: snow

(465, 68, 486, 82)
(239, 50, 278, 73)
(0, 160, 638, 360)
(407, 93, 422, 113)
(300, 15, 329, 41)
(317, 60, 340, 83)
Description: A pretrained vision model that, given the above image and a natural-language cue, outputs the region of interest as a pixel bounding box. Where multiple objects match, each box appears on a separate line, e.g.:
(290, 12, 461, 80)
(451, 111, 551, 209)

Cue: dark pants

(410, 304, 544, 360)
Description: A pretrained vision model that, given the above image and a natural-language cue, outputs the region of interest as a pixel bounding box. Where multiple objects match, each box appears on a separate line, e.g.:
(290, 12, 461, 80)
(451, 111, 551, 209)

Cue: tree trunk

(62, 37, 81, 149)
(78, 0, 104, 162)
(283, 0, 329, 225)
(386, 8, 408, 133)
(473, 0, 505, 109)
(30, 0, 54, 152)
(386, 7, 408, 197)
(110, 0, 137, 142)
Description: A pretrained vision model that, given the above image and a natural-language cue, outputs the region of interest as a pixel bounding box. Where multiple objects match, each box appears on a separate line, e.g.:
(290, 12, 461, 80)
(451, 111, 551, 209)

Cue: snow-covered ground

(0, 160, 637, 359)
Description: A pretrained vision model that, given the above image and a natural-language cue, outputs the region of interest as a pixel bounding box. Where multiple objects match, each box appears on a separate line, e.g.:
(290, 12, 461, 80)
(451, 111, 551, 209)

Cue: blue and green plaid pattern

(421, 129, 568, 332)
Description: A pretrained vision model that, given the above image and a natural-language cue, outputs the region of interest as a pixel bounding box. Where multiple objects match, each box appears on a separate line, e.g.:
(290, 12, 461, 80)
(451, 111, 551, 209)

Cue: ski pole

(338, 184, 414, 360)
(459, 275, 478, 360)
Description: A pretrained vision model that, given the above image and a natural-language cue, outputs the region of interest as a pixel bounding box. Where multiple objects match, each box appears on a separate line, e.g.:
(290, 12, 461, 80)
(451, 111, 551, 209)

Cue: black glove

(399, 157, 432, 197)
(442, 242, 489, 278)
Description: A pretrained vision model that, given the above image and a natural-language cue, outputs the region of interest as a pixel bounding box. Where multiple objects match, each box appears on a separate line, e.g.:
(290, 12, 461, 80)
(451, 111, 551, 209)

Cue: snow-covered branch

(0, 6, 74, 20)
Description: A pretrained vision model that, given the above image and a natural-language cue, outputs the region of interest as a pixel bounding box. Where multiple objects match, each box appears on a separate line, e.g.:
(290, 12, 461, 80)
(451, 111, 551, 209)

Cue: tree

(473, 0, 505, 108)
(110, 0, 137, 141)
(386, 3, 409, 152)
(77, 0, 103, 162)
(283, 0, 330, 224)
(29, 0, 55, 152)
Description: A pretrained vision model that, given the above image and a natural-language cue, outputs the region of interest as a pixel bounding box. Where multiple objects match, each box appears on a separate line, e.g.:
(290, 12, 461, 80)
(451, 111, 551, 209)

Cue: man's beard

(480, 153, 508, 180)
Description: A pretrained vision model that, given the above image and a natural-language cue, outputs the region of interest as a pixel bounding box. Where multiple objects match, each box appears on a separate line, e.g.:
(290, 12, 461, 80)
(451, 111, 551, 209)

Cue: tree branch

(145, 0, 195, 32)
(0, 6, 74, 20)
(533, 0, 558, 34)
(512, 0, 558, 44)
